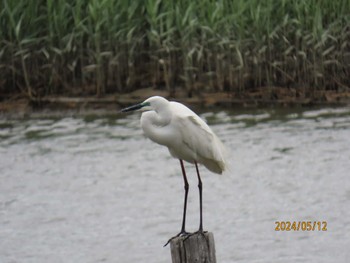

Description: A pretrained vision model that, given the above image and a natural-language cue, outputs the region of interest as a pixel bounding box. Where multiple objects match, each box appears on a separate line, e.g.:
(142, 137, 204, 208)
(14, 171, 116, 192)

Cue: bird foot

(163, 231, 190, 247)
(183, 229, 208, 242)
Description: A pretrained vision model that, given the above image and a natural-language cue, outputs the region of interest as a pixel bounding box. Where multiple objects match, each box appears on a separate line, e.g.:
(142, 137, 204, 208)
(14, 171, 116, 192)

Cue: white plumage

(121, 95, 228, 245)
(139, 96, 227, 174)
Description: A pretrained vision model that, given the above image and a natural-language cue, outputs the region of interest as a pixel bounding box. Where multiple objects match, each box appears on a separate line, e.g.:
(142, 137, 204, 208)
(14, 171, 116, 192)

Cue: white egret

(121, 96, 227, 245)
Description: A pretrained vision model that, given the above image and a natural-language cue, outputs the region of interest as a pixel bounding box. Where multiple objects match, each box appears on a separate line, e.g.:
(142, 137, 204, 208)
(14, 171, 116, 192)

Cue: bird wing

(172, 105, 226, 173)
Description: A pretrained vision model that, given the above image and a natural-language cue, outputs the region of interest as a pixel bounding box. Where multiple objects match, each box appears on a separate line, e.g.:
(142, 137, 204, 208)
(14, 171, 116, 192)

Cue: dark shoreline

(1, 87, 350, 117)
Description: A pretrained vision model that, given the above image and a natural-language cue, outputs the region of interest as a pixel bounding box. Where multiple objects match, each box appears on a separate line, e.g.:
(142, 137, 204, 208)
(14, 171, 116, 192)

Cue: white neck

(140, 107, 172, 146)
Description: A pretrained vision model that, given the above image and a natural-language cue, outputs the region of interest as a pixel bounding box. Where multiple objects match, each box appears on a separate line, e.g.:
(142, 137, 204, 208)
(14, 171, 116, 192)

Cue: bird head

(120, 96, 168, 113)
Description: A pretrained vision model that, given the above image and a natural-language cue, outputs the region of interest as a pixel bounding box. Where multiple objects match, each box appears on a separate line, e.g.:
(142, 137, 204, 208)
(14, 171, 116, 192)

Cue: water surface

(1, 107, 350, 263)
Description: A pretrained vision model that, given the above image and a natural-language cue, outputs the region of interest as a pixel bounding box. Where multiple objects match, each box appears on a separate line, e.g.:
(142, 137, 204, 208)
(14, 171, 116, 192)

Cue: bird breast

(140, 111, 175, 147)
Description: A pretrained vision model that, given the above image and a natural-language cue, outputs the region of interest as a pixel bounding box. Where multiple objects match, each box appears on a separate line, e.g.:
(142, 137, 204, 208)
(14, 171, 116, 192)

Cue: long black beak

(120, 103, 143, 112)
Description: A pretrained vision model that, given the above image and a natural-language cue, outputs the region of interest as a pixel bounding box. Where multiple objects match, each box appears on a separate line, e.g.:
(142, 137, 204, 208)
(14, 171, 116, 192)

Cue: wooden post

(170, 232, 216, 263)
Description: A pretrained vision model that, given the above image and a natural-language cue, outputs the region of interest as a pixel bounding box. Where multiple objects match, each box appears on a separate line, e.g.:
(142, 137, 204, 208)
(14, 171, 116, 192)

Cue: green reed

(0, 0, 349, 98)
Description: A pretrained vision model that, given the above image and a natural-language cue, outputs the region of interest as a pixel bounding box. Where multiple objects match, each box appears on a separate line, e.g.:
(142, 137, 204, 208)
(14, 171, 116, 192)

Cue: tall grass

(0, 0, 349, 99)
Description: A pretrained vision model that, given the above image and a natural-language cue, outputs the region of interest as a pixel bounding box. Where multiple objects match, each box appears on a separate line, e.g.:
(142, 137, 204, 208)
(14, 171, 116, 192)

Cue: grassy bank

(1, 0, 349, 100)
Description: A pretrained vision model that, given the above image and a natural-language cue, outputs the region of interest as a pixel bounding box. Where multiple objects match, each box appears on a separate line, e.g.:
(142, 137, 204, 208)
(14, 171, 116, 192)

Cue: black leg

(164, 159, 190, 246)
(180, 159, 189, 234)
(195, 161, 203, 231)
(182, 162, 207, 244)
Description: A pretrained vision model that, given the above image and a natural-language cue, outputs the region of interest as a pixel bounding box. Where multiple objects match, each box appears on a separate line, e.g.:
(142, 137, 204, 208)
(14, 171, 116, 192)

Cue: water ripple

(1, 107, 350, 263)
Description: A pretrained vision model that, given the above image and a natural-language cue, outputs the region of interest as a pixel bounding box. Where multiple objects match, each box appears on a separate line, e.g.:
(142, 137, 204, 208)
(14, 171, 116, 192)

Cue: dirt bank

(1, 87, 350, 117)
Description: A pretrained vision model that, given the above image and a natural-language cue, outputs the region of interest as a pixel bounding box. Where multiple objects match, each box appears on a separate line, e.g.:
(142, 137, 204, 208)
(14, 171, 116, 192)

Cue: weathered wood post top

(170, 232, 216, 263)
